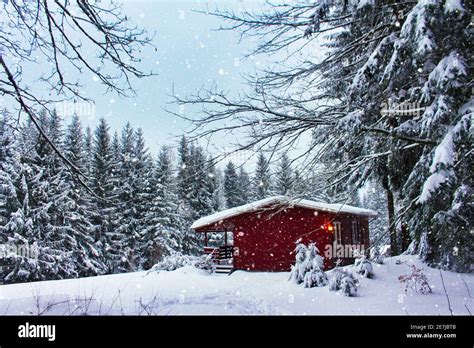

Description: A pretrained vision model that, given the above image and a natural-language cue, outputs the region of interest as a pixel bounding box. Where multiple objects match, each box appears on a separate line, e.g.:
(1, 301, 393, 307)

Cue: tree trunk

(386, 188, 398, 256)
(400, 222, 411, 253)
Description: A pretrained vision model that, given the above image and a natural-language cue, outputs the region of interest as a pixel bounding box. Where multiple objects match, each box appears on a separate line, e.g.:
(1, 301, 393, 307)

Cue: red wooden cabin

(191, 196, 377, 274)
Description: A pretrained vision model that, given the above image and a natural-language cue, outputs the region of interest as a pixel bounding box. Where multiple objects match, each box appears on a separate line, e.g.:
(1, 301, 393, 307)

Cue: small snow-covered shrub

(329, 267, 358, 297)
(398, 262, 432, 294)
(193, 254, 215, 273)
(303, 268, 328, 288)
(149, 253, 214, 274)
(289, 243, 328, 288)
(329, 268, 345, 291)
(355, 256, 374, 278)
(340, 275, 358, 297)
(150, 253, 192, 271)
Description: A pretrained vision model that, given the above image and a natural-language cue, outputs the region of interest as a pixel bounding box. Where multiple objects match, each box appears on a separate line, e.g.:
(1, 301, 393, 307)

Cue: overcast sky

(82, 0, 270, 163)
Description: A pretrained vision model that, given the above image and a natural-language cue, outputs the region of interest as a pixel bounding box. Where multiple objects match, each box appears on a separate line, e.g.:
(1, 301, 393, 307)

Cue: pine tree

(91, 118, 118, 273)
(0, 112, 41, 283)
(207, 163, 225, 212)
(109, 124, 153, 272)
(292, 170, 308, 198)
(30, 111, 80, 279)
(0, 111, 21, 230)
(141, 146, 183, 268)
(237, 167, 251, 205)
(327, 0, 473, 269)
(112, 123, 137, 272)
(253, 152, 272, 200)
(275, 153, 293, 196)
(83, 126, 93, 179)
(305, 164, 333, 203)
(132, 127, 154, 268)
(224, 161, 240, 208)
(5, 110, 87, 281)
(188, 144, 214, 219)
(289, 243, 328, 288)
(63, 115, 107, 276)
(176, 135, 193, 202)
(358, 181, 390, 252)
(175, 136, 194, 250)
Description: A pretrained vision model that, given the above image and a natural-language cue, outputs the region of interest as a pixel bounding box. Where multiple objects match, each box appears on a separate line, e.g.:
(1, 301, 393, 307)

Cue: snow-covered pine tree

(303, 163, 333, 203)
(141, 146, 184, 268)
(351, 1, 471, 270)
(45, 110, 97, 279)
(329, 266, 358, 297)
(303, 243, 328, 288)
(207, 163, 226, 212)
(176, 137, 215, 255)
(358, 180, 390, 252)
(110, 122, 141, 272)
(323, 0, 473, 271)
(274, 153, 293, 196)
(292, 170, 308, 198)
(183, 143, 213, 253)
(24, 111, 76, 279)
(83, 126, 93, 179)
(354, 254, 374, 279)
(0, 112, 42, 283)
(111, 131, 121, 165)
(63, 115, 107, 277)
(0, 111, 21, 229)
(289, 243, 308, 284)
(237, 167, 251, 205)
(396, 2, 472, 271)
(132, 127, 155, 269)
(9, 110, 84, 281)
(188, 143, 214, 219)
(224, 161, 240, 208)
(175, 136, 200, 254)
(253, 152, 272, 200)
(91, 118, 119, 273)
(176, 135, 193, 203)
(289, 243, 328, 288)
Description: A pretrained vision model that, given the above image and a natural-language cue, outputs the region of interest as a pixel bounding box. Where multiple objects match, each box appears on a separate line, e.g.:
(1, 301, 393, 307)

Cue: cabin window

(351, 220, 361, 244)
(334, 222, 342, 244)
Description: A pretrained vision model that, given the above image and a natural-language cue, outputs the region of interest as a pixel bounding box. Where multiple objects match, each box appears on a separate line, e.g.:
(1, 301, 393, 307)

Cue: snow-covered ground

(0, 255, 472, 315)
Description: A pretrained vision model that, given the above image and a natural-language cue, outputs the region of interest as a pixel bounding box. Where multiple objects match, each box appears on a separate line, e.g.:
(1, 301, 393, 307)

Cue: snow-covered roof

(191, 196, 377, 230)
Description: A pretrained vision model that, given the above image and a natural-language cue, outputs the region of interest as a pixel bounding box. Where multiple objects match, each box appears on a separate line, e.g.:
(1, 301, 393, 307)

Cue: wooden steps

(215, 264, 234, 275)
(204, 246, 234, 275)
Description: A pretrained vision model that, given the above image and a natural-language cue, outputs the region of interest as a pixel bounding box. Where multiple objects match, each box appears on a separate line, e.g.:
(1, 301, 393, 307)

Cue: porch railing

(204, 246, 233, 264)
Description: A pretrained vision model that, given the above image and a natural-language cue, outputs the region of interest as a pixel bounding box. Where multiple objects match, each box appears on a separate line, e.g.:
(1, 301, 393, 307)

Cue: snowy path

(0, 255, 472, 315)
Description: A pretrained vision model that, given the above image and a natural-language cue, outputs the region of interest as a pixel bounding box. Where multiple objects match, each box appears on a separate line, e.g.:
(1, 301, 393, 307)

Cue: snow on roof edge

(191, 196, 377, 230)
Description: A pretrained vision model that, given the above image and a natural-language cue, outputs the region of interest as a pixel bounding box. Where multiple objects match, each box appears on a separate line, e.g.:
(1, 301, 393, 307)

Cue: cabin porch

(202, 230, 234, 275)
